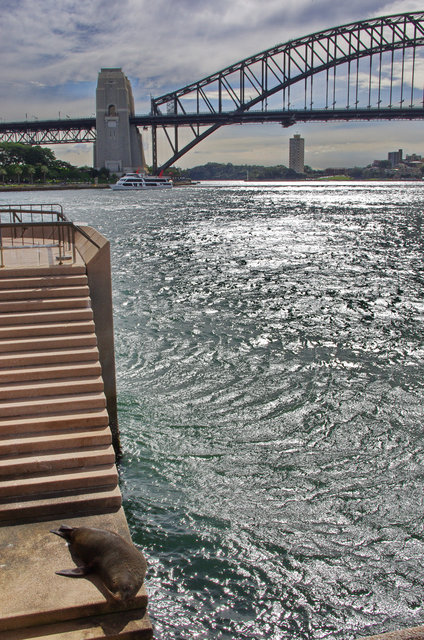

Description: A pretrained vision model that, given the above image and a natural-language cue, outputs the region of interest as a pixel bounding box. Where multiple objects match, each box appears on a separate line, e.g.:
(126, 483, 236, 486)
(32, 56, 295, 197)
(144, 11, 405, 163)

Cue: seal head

(50, 524, 147, 601)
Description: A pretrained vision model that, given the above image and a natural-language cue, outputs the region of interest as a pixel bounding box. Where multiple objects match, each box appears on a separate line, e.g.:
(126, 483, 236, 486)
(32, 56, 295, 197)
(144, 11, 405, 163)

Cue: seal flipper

(56, 566, 92, 577)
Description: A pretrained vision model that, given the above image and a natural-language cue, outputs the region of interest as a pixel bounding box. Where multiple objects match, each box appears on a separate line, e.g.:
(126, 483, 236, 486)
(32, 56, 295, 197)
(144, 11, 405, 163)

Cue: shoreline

(0, 178, 422, 193)
(0, 183, 110, 192)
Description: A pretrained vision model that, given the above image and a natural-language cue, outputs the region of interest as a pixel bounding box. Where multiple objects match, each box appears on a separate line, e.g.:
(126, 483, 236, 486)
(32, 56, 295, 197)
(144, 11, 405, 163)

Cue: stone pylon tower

(94, 68, 147, 175)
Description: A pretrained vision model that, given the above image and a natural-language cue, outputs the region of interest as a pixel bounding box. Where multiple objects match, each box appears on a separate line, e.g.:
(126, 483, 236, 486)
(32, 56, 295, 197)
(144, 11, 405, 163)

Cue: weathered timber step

(0, 608, 153, 640)
(0, 465, 118, 500)
(0, 392, 106, 418)
(0, 409, 109, 436)
(0, 320, 95, 339)
(0, 265, 86, 279)
(0, 444, 116, 478)
(0, 485, 122, 524)
(0, 426, 112, 457)
(0, 296, 90, 313)
(0, 274, 88, 289)
(0, 333, 97, 354)
(0, 307, 93, 326)
(0, 285, 90, 301)
(0, 376, 104, 401)
(0, 361, 102, 384)
(0, 346, 99, 368)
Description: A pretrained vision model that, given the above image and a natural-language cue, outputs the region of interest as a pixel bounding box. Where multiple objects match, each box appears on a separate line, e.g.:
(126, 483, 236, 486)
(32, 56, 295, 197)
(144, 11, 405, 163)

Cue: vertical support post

(0, 224, 3, 268)
(174, 125, 178, 156)
(152, 124, 157, 174)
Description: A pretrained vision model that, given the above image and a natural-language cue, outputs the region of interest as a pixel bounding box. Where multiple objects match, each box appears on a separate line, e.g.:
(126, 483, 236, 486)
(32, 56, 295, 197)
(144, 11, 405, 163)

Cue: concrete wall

(74, 226, 121, 457)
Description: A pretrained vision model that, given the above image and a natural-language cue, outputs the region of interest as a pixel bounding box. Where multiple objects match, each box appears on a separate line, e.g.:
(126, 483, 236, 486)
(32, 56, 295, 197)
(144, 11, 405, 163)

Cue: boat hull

(110, 173, 173, 190)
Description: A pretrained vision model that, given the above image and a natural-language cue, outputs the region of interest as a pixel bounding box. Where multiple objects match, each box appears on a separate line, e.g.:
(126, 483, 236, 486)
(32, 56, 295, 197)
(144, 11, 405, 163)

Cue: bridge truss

(0, 118, 96, 145)
(0, 11, 423, 172)
(149, 11, 424, 171)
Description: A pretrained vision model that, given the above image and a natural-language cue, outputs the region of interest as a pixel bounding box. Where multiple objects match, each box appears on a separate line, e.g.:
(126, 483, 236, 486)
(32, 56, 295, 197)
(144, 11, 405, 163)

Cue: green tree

(26, 165, 36, 184)
(40, 165, 48, 183)
(8, 164, 23, 184)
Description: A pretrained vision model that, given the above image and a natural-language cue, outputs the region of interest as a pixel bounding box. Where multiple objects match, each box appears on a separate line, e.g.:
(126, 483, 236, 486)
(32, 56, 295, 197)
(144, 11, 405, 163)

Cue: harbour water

(2, 182, 424, 639)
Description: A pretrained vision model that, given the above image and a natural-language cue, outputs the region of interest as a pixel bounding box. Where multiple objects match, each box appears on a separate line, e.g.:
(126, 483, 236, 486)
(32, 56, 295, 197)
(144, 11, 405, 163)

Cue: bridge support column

(151, 125, 158, 174)
(95, 68, 146, 176)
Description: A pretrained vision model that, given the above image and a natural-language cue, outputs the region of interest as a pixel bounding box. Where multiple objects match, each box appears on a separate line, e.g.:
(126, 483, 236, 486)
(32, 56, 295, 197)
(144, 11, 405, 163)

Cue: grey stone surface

(95, 68, 146, 175)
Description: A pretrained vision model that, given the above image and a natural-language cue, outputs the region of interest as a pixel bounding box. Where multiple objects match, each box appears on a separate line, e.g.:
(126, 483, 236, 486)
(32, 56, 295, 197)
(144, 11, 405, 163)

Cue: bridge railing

(0, 204, 98, 268)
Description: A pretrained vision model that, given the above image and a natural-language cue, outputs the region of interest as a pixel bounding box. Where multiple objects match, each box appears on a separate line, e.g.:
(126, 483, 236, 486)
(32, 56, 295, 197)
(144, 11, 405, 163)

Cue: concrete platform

(0, 608, 152, 640)
(358, 627, 424, 639)
(0, 508, 151, 636)
(0, 243, 83, 271)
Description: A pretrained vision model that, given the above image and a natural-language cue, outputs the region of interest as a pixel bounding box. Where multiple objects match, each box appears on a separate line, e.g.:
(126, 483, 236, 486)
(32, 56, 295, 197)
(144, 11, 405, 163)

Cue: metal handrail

(0, 203, 65, 223)
(0, 204, 100, 268)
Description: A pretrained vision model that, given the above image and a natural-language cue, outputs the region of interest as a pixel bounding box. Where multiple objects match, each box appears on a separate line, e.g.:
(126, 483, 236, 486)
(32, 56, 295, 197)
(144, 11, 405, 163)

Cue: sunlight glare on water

(2, 182, 424, 639)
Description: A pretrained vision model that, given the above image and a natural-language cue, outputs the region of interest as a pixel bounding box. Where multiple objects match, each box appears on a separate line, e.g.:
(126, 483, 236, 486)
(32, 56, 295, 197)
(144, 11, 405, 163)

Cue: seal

(50, 524, 147, 601)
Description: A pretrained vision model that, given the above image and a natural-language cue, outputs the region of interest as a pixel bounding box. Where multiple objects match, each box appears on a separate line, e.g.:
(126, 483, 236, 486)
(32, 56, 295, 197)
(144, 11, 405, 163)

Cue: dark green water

(3, 182, 424, 639)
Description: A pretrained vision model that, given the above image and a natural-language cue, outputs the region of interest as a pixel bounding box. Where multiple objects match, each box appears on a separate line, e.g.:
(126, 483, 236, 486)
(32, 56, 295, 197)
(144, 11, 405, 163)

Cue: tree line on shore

(179, 161, 424, 181)
(2, 142, 423, 184)
(0, 142, 109, 184)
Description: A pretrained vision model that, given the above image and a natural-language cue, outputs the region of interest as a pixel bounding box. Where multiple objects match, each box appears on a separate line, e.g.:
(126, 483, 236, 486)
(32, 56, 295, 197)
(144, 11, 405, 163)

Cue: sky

(1, 0, 423, 169)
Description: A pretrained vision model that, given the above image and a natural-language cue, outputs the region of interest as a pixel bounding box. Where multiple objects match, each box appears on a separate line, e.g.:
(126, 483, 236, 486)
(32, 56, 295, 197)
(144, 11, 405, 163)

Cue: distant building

(289, 134, 305, 173)
(405, 153, 422, 163)
(388, 149, 403, 168)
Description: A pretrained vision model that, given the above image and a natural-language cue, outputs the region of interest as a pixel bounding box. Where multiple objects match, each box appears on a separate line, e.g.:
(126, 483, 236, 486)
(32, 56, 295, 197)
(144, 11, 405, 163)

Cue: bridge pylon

(95, 68, 147, 175)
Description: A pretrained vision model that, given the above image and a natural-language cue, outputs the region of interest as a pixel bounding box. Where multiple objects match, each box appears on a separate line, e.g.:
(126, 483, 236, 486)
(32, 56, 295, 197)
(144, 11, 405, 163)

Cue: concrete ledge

(359, 626, 424, 640)
(0, 608, 152, 640)
(0, 509, 148, 632)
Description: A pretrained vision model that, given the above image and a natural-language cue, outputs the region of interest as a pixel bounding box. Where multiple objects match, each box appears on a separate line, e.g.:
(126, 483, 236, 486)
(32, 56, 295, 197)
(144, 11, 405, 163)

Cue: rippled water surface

(3, 182, 424, 639)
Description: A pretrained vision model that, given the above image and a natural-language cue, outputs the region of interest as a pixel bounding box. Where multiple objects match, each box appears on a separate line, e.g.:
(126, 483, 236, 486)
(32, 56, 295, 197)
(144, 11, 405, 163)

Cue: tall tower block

(289, 134, 305, 174)
(95, 68, 146, 175)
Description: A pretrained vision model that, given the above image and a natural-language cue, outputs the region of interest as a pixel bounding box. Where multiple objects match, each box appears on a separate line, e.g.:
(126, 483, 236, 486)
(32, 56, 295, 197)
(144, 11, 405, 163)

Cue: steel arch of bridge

(149, 11, 424, 171)
(0, 11, 423, 171)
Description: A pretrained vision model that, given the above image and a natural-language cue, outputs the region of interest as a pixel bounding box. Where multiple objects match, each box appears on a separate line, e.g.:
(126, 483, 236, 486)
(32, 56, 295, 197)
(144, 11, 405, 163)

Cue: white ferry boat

(110, 173, 173, 190)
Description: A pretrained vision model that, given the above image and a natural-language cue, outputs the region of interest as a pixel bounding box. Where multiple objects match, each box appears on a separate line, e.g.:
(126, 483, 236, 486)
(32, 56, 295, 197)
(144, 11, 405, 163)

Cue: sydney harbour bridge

(1, 11, 423, 173)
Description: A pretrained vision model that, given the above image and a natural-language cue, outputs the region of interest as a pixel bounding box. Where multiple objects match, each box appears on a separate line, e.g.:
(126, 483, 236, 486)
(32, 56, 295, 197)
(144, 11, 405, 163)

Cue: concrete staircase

(0, 229, 152, 638)
(0, 264, 122, 524)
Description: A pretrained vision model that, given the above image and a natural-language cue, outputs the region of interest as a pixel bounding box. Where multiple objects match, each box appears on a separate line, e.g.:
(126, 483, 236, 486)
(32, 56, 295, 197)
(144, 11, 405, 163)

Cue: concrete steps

(0, 362, 102, 383)
(0, 346, 100, 367)
(0, 487, 123, 524)
(0, 247, 152, 638)
(0, 376, 104, 400)
(0, 320, 95, 338)
(0, 333, 98, 352)
(0, 265, 121, 523)
(0, 285, 90, 300)
(0, 426, 112, 456)
(0, 465, 118, 499)
(0, 308, 94, 326)
(0, 296, 91, 313)
(0, 408, 109, 435)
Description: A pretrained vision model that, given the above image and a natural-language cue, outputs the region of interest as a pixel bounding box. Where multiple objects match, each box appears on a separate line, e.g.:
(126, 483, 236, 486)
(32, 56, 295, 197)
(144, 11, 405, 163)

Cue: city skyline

(1, 0, 423, 169)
